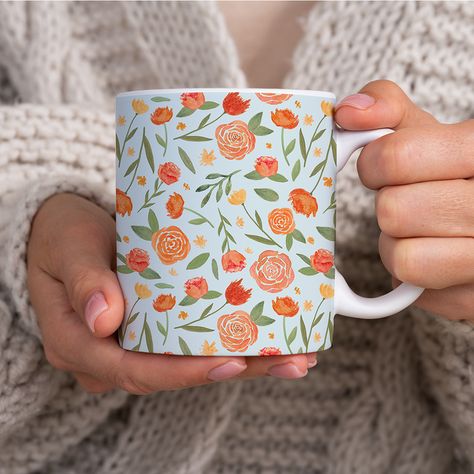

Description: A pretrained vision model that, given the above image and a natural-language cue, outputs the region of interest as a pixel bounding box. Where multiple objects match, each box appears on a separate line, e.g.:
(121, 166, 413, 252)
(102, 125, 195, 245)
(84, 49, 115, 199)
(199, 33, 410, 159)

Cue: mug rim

(116, 88, 336, 100)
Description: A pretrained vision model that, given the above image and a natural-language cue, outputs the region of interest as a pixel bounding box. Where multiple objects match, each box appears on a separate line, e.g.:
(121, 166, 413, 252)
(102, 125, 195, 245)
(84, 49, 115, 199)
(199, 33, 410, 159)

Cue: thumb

(334, 79, 437, 131)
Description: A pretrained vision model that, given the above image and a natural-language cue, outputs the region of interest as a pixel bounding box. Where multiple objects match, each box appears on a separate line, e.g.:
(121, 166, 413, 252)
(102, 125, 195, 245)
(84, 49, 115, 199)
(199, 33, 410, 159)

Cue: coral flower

(131, 98, 149, 115)
(158, 162, 181, 185)
(267, 208, 295, 235)
(116, 189, 133, 217)
(271, 108, 299, 129)
(256, 93, 292, 105)
(184, 276, 209, 299)
(250, 250, 295, 293)
(222, 92, 251, 115)
(254, 156, 278, 177)
(217, 311, 258, 352)
(321, 100, 333, 117)
(289, 188, 318, 217)
(126, 248, 150, 272)
(180, 92, 205, 110)
(228, 189, 247, 205)
(320, 284, 335, 299)
(151, 226, 190, 265)
(150, 107, 173, 125)
(222, 250, 246, 273)
(272, 296, 299, 317)
(215, 120, 256, 160)
(153, 294, 176, 312)
(259, 347, 282, 356)
(310, 249, 334, 273)
(166, 192, 184, 219)
(225, 279, 252, 305)
(134, 283, 152, 300)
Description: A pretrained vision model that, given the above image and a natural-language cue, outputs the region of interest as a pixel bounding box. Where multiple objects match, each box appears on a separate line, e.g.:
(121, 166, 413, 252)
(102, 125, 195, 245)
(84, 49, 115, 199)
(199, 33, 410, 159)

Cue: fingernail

(84, 292, 108, 332)
(306, 353, 318, 368)
(336, 93, 376, 110)
(268, 363, 307, 379)
(208, 361, 246, 381)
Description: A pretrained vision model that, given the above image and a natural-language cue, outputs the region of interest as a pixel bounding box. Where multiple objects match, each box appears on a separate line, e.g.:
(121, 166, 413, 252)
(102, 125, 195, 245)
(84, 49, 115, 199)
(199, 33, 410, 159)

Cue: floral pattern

(116, 90, 336, 355)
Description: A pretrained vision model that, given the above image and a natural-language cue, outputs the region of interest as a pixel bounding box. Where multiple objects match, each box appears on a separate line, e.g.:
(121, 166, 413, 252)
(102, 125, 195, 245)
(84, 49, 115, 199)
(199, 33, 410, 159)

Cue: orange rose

(271, 109, 299, 129)
(222, 92, 250, 115)
(151, 226, 190, 265)
(222, 250, 246, 273)
(126, 248, 150, 272)
(215, 120, 256, 160)
(184, 276, 208, 299)
(258, 346, 282, 356)
(150, 107, 173, 125)
(225, 279, 252, 305)
(158, 162, 181, 185)
(254, 156, 278, 177)
(310, 249, 334, 273)
(180, 92, 205, 110)
(217, 311, 258, 353)
(256, 93, 292, 105)
(166, 192, 184, 219)
(272, 296, 299, 317)
(267, 208, 295, 235)
(116, 189, 133, 216)
(153, 294, 176, 312)
(289, 188, 318, 217)
(250, 250, 295, 293)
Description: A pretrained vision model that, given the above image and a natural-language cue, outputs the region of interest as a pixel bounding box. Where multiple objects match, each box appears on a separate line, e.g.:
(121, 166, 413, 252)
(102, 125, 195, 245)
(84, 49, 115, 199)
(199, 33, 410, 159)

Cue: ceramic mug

(115, 89, 423, 356)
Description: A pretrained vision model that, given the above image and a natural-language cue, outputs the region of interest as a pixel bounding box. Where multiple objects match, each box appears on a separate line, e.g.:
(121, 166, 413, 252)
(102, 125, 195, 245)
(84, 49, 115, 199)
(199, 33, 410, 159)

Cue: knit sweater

(0, 2, 473, 474)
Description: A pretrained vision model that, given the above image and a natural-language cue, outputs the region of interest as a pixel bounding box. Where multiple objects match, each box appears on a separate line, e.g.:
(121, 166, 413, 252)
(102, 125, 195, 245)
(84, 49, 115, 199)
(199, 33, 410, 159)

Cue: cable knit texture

(0, 2, 473, 474)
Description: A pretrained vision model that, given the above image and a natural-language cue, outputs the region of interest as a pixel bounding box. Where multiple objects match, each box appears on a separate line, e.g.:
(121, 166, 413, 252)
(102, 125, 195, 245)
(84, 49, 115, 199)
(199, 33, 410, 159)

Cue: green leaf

(151, 96, 171, 102)
(128, 312, 140, 325)
(299, 129, 307, 159)
(115, 133, 120, 160)
(117, 253, 126, 264)
(299, 267, 318, 276)
(254, 188, 279, 202)
(225, 179, 232, 195)
(245, 234, 278, 246)
(206, 173, 226, 179)
(297, 347, 303, 354)
(180, 135, 212, 142)
(139, 268, 161, 279)
(309, 160, 325, 178)
(269, 173, 288, 183)
(292, 228, 306, 243)
(181, 325, 214, 333)
(117, 265, 134, 274)
(328, 317, 334, 344)
(155, 132, 166, 148)
(156, 321, 167, 337)
(143, 134, 154, 172)
(248, 112, 262, 131)
(254, 211, 262, 228)
(291, 159, 301, 181)
(144, 318, 154, 352)
(216, 182, 223, 202)
(311, 312, 325, 329)
(155, 282, 175, 289)
(300, 316, 308, 347)
(297, 253, 311, 265)
(201, 304, 214, 318)
(196, 184, 211, 192)
(148, 209, 159, 232)
(253, 315, 275, 326)
(317, 226, 336, 241)
(244, 170, 263, 180)
(189, 218, 206, 225)
(286, 233, 293, 251)
(250, 301, 264, 320)
(124, 159, 139, 177)
(198, 113, 211, 129)
(132, 225, 153, 241)
(201, 190, 212, 207)
(199, 101, 219, 110)
(179, 295, 198, 306)
(179, 336, 192, 355)
(212, 259, 219, 279)
(178, 146, 196, 174)
(314, 129, 325, 141)
(202, 290, 222, 299)
(287, 327, 297, 345)
(325, 268, 335, 279)
(131, 343, 140, 351)
(186, 252, 210, 270)
(285, 138, 296, 156)
(176, 107, 195, 118)
(126, 127, 138, 141)
(116, 232, 122, 242)
(330, 136, 337, 165)
(252, 125, 273, 136)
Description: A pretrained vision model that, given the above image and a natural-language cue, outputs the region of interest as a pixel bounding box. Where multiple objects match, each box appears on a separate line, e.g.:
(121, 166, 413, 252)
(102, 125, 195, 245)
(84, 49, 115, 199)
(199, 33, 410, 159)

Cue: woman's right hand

(26, 193, 314, 394)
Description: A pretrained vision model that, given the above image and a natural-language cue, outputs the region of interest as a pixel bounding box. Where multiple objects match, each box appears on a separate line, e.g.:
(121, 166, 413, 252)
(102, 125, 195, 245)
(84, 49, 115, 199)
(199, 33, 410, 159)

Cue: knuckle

(391, 240, 422, 285)
(379, 135, 411, 183)
(376, 188, 403, 236)
(113, 371, 154, 395)
(43, 346, 68, 371)
(365, 79, 402, 95)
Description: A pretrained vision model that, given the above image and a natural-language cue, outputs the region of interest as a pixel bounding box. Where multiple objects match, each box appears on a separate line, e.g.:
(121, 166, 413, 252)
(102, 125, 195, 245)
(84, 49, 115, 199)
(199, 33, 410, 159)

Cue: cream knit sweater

(0, 2, 473, 474)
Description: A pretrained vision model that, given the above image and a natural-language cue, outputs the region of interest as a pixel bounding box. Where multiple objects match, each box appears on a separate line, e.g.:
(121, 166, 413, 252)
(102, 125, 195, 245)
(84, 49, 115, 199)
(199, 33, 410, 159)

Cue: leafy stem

(303, 116, 325, 166)
(184, 207, 215, 228)
(283, 317, 293, 354)
(118, 113, 138, 167)
(197, 170, 240, 207)
(138, 179, 164, 212)
(305, 299, 325, 352)
(174, 111, 226, 140)
(175, 301, 228, 329)
(242, 203, 283, 249)
(163, 123, 168, 156)
(119, 297, 139, 344)
(124, 128, 145, 194)
(163, 311, 169, 345)
(321, 312, 332, 350)
(217, 209, 234, 252)
(281, 127, 290, 166)
(137, 312, 147, 351)
(310, 129, 334, 195)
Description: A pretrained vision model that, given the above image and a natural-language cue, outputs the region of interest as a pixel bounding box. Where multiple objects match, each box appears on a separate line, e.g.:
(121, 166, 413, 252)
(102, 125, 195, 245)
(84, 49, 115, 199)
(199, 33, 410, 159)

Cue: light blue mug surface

(116, 89, 336, 356)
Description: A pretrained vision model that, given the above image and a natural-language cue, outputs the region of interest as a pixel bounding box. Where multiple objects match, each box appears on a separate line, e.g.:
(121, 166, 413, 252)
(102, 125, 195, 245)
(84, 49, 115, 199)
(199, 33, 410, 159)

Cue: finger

(379, 233, 474, 289)
(335, 79, 437, 131)
(73, 372, 116, 394)
(357, 122, 474, 188)
(240, 353, 313, 380)
(375, 179, 474, 238)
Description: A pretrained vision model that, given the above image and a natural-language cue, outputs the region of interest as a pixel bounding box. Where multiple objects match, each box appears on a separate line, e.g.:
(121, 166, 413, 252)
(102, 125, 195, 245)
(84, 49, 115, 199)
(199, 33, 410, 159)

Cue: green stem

(174, 111, 226, 140)
(184, 207, 215, 228)
(218, 209, 232, 252)
(137, 180, 164, 213)
(163, 311, 169, 345)
(322, 312, 332, 349)
(120, 297, 139, 344)
(175, 301, 228, 329)
(242, 203, 283, 249)
(138, 313, 147, 350)
(125, 128, 146, 194)
(306, 299, 325, 351)
(304, 116, 325, 166)
(163, 123, 168, 156)
(283, 317, 293, 354)
(310, 129, 333, 195)
(281, 127, 289, 166)
(118, 113, 137, 167)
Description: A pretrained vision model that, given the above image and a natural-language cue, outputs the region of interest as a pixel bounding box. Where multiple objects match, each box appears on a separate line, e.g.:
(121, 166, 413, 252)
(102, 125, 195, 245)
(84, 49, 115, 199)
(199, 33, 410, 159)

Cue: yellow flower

(176, 122, 186, 130)
(137, 176, 147, 186)
(245, 247, 253, 254)
(200, 148, 216, 166)
(320, 283, 334, 299)
(314, 332, 321, 342)
(321, 100, 333, 117)
(127, 147, 135, 157)
(117, 115, 126, 126)
(201, 340, 218, 356)
(135, 283, 152, 299)
(303, 300, 313, 311)
(323, 177, 333, 187)
(228, 189, 246, 205)
(169, 268, 178, 276)
(295, 100, 301, 108)
(178, 311, 188, 320)
(194, 235, 207, 248)
(129, 330, 136, 341)
(268, 332, 275, 340)
(314, 147, 322, 157)
(236, 216, 244, 227)
(304, 114, 314, 126)
(131, 98, 149, 115)
(265, 143, 272, 149)
(123, 235, 130, 243)
(183, 183, 190, 190)
(307, 236, 314, 244)
(294, 286, 301, 295)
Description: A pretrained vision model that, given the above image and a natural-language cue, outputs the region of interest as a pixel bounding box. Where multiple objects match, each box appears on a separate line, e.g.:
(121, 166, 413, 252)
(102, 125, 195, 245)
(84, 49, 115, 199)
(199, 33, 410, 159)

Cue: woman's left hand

(335, 80, 474, 321)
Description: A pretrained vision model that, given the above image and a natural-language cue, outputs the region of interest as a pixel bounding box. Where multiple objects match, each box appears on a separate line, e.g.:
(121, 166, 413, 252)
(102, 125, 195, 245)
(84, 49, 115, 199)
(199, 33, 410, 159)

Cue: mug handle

(334, 128, 424, 319)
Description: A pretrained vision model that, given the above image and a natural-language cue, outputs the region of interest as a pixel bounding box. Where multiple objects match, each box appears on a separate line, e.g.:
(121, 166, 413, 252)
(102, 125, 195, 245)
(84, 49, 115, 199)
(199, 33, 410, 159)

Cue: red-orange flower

(180, 92, 205, 110)
(289, 188, 318, 217)
(166, 192, 184, 219)
(158, 162, 181, 185)
(150, 107, 173, 125)
(116, 189, 133, 217)
(254, 156, 278, 177)
(256, 93, 292, 105)
(151, 226, 190, 265)
(258, 347, 282, 356)
(217, 311, 258, 352)
(215, 120, 256, 160)
(271, 108, 299, 129)
(225, 279, 252, 305)
(250, 250, 295, 293)
(267, 208, 295, 235)
(272, 296, 299, 317)
(184, 276, 208, 299)
(153, 294, 176, 312)
(223, 92, 251, 115)
(310, 249, 334, 273)
(126, 248, 150, 272)
(222, 250, 246, 273)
